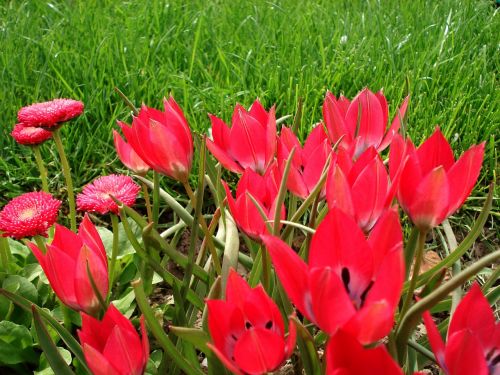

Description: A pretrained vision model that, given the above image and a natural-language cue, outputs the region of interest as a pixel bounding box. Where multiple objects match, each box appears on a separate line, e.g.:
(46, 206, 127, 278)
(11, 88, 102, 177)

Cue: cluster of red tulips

(0, 88, 497, 375)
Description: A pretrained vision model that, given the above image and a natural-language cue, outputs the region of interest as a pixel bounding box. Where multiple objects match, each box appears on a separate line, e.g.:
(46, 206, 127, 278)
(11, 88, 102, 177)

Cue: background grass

(0, 0, 498, 202)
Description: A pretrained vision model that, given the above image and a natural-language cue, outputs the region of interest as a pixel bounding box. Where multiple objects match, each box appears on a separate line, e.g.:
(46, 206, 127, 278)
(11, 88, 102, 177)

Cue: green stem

(141, 181, 153, 223)
(34, 235, 48, 254)
(132, 279, 205, 375)
(108, 214, 120, 301)
(152, 171, 160, 228)
(33, 145, 49, 192)
(261, 245, 271, 292)
(0, 237, 11, 273)
(303, 193, 320, 261)
(396, 249, 500, 362)
(52, 129, 76, 232)
(399, 229, 427, 320)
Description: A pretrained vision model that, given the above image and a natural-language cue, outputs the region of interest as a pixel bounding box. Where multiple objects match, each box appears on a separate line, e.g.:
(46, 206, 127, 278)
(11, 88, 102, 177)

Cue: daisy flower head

(18, 98, 84, 128)
(77, 174, 140, 215)
(11, 123, 53, 145)
(0, 192, 61, 239)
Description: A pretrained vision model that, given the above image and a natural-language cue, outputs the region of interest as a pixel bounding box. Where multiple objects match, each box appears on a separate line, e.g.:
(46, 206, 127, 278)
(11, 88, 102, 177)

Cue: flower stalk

(32, 145, 49, 192)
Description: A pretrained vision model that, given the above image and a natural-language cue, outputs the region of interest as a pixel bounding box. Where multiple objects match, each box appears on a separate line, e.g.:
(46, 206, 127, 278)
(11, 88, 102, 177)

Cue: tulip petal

(44, 245, 79, 310)
(233, 328, 285, 374)
(82, 343, 120, 375)
(206, 138, 245, 173)
(261, 235, 310, 319)
(445, 330, 489, 375)
(265, 106, 277, 168)
(326, 165, 355, 216)
(445, 143, 484, 217)
(79, 214, 107, 267)
(416, 128, 455, 174)
(409, 166, 449, 228)
(103, 325, 144, 375)
(379, 95, 409, 152)
(323, 92, 351, 146)
(368, 209, 403, 269)
(51, 223, 82, 259)
(225, 269, 252, 307)
(343, 301, 394, 345)
(207, 343, 244, 375)
(422, 311, 447, 369)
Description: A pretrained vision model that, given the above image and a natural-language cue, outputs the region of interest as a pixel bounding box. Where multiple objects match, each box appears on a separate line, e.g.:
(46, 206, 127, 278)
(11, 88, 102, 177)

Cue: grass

(0, 0, 498, 202)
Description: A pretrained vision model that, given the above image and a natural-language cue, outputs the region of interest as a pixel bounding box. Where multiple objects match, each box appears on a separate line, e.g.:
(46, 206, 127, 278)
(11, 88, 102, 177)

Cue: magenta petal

(206, 138, 245, 173)
(82, 344, 120, 375)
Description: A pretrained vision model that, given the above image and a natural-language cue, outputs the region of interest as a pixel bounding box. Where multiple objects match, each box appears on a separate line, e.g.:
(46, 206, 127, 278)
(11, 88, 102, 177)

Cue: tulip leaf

(220, 212, 240, 292)
(292, 317, 322, 375)
(0, 289, 91, 375)
(169, 326, 210, 354)
(32, 306, 75, 375)
(0, 320, 37, 365)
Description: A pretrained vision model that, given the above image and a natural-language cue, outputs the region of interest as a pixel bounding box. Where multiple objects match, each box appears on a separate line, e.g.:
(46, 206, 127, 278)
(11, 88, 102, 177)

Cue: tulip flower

(323, 88, 408, 158)
(277, 125, 331, 200)
(28, 214, 108, 315)
(326, 330, 405, 375)
(206, 99, 277, 174)
(223, 164, 285, 241)
(389, 128, 484, 230)
(206, 269, 296, 375)
(119, 96, 193, 182)
(326, 147, 397, 232)
(423, 283, 499, 375)
(113, 128, 150, 175)
(262, 207, 404, 344)
(78, 304, 149, 375)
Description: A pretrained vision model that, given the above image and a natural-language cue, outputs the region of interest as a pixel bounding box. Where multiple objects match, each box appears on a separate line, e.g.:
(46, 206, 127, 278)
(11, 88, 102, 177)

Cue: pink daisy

(77, 174, 140, 215)
(17, 98, 84, 128)
(0, 192, 61, 239)
(11, 123, 53, 145)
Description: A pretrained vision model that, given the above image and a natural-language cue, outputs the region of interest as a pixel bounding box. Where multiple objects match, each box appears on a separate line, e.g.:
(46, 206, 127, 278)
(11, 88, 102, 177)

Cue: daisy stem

(32, 145, 49, 192)
(152, 171, 160, 227)
(52, 129, 76, 232)
(108, 213, 120, 301)
(399, 229, 427, 321)
(141, 182, 153, 223)
(34, 235, 48, 254)
(0, 237, 11, 273)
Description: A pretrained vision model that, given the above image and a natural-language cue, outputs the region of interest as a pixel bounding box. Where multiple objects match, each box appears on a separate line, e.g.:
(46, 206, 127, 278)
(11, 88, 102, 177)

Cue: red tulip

(262, 207, 404, 344)
(206, 99, 277, 174)
(423, 283, 499, 375)
(389, 128, 484, 230)
(78, 304, 149, 375)
(28, 214, 108, 315)
(323, 88, 408, 158)
(277, 125, 331, 199)
(327, 147, 397, 232)
(224, 164, 285, 241)
(326, 330, 404, 375)
(207, 269, 296, 375)
(119, 96, 193, 182)
(113, 129, 150, 175)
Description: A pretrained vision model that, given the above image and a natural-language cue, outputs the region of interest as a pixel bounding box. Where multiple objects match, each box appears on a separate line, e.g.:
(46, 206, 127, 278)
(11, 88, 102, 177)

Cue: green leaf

(36, 347, 72, 375)
(0, 320, 37, 365)
(3, 275, 38, 304)
(97, 218, 140, 259)
(169, 326, 210, 353)
(32, 306, 75, 375)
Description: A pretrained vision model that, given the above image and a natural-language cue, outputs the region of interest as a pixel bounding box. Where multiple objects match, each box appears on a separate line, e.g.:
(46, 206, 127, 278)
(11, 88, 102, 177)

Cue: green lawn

(0, 0, 498, 201)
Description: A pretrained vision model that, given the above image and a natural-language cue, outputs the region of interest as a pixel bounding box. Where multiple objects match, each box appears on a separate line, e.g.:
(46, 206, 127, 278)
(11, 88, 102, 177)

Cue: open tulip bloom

(206, 99, 277, 174)
(2, 89, 498, 375)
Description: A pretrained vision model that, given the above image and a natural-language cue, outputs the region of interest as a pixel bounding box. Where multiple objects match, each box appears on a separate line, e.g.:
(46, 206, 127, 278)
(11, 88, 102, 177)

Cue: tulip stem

(261, 245, 271, 292)
(0, 237, 11, 273)
(52, 129, 77, 232)
(399, 229, 427, 321)
(152, 171, 160, 228)
(32, 145, 49, 192)
(141, 182, 153, 223)
(132, 279, 205, 375)
(108, 213, 120, 300)
(303, 193, 321, 261)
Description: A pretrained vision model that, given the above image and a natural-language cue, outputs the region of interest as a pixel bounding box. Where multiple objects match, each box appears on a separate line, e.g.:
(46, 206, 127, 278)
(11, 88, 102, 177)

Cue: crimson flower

(326, 330, 409, 375)
(11, 123, 52, 145)
(277, 125, 331, 200)
(28, 214, 108, 315)
(206, 99, 277, 174)
(78, 304, 149, 375)
(0, 192, 61, 239)
(323, 88, 408, 158)
(207, 269, 296, 375)
(327, 147, 397, 232)
(113, 128, 150, 175)
(223, 164, 285, 241)
(17, 98, 84, 128)
(119, 96, 193, 182)
(389, 128, 484, 230)
(423, 283, 499, 375)
(262, 208, 404, 344)
(77, 174, 140, 215)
